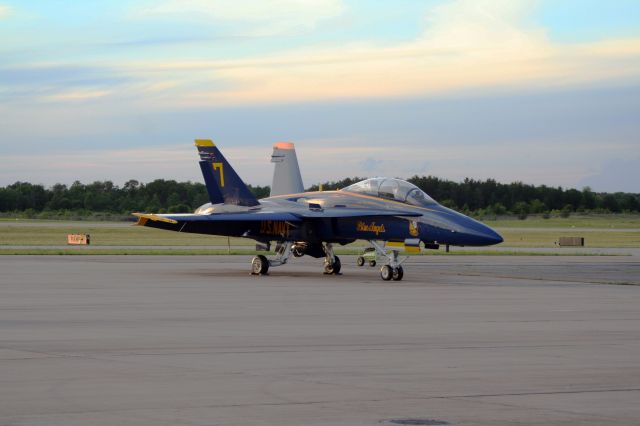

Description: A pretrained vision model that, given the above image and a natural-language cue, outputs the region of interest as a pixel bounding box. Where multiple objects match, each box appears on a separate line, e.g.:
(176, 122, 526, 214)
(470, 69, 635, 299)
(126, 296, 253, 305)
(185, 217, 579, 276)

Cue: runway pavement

(1, 255, 639, 426)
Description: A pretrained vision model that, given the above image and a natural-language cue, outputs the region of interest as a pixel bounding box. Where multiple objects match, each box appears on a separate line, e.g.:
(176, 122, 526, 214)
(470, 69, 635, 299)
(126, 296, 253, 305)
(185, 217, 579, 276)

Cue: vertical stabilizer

(270, 142, 304, 196)
(195, 139, 259, 207)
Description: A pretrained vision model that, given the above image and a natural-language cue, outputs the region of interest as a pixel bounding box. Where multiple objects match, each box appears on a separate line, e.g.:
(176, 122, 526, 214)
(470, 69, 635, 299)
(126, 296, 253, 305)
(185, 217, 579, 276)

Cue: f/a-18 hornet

(134, 140, 503, 281)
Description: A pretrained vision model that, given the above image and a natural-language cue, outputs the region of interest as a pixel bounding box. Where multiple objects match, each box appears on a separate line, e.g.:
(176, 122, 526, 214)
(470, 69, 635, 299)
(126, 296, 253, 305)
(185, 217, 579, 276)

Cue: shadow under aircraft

(134, 140, 502, 281)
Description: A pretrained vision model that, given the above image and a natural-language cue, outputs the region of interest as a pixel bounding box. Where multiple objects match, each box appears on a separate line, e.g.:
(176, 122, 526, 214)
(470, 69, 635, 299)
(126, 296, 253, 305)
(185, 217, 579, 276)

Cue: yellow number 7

(213, 162, 225, 187)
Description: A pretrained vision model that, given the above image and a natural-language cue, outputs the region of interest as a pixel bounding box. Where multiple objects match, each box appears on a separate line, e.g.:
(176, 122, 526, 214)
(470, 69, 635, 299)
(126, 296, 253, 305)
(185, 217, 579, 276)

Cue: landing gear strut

(251, 241, 292, 275)
(323, 243, 341, 275)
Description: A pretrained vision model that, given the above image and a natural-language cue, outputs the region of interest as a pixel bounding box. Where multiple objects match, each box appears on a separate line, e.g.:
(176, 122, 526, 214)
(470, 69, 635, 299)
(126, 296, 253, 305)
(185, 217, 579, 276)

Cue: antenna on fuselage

(270, 142, 304, 196)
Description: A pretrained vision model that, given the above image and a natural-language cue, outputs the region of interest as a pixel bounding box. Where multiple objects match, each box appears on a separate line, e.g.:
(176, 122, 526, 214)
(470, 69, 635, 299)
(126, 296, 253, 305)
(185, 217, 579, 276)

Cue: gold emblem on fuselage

(357, 221, 386, 236)
(409, 220, 419, 237)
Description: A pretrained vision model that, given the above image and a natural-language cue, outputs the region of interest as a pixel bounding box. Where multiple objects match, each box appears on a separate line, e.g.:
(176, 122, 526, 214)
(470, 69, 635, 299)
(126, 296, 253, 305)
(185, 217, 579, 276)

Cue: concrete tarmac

(1, 255, 639, 426)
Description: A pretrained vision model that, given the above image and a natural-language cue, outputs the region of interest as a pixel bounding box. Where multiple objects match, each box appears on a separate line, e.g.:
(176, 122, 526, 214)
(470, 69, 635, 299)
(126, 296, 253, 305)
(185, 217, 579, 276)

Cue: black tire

(356, 256, 365, 267)
(323, 256, 341, 275)
(380, 265, 393, 281)
(392, 265, 404, 281)
(251, 255, 269, 275)
(332, 256, 341, 274)
(259, 255, 270, 274)
(368, 260, 377, 267)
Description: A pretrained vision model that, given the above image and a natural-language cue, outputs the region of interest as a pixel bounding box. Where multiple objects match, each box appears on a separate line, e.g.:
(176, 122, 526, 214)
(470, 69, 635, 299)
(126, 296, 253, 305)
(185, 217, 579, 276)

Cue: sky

(1, 0, 639, 192)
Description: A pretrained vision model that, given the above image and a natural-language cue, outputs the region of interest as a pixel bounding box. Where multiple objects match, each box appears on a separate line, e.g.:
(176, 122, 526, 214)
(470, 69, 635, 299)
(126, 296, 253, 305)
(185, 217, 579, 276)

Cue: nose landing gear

(380, 264, 404, 281)
(357, 241, 407, 281)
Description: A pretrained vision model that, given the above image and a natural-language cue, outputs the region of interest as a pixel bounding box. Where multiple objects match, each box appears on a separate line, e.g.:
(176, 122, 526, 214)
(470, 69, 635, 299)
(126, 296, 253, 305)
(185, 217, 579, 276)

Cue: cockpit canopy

(341, 178, 436, 207)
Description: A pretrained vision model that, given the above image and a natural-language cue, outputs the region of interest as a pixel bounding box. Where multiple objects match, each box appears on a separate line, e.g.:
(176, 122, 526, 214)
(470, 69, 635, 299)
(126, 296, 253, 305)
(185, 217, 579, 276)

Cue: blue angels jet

(134, 140, 503, 281)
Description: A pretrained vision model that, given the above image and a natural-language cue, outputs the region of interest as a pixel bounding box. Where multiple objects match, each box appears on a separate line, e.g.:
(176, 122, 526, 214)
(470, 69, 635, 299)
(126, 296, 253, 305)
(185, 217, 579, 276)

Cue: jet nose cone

(432, 206, 503, 246)
(463, 220, 503, 246)
(471, 222, 503, 246)
(484, 228, 503, 245)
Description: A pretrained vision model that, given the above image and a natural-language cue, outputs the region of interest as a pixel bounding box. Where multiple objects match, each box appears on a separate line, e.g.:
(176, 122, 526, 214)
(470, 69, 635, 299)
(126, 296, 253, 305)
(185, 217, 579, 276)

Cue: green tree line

(0, 180, 269, 218)
(310, 176, 639, 217)
(0, 177, 638, 219)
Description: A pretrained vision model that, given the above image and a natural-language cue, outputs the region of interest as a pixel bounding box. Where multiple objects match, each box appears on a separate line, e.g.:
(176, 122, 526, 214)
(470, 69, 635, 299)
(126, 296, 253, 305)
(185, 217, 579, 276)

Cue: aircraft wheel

(368, 260, 377, 267)
(392, 266, 404, 281)
(333, 256, 341, 274)
(356, 256, 365, 267)
(292, 247, 305, 257)
(380, 265, 393, 281)
(251, 255, 269, 275)
(324, 256, 341, 275)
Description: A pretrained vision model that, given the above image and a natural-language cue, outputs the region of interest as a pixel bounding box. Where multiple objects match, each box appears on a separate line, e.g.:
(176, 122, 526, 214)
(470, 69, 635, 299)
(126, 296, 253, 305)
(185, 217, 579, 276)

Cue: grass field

(498, 229, 640, 248)
(484, 214, 640, 229)
(0, 214, 638, 254)
(0, 222, 244, 246)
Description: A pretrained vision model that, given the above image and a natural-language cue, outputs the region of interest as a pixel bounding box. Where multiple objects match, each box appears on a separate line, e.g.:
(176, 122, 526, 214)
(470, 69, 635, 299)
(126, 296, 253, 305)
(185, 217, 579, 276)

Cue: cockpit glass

(405, 188, 435, 207)
(343, 178, 379, 195)
(378, 179, 399, 200)
(342, 178, 436, 207)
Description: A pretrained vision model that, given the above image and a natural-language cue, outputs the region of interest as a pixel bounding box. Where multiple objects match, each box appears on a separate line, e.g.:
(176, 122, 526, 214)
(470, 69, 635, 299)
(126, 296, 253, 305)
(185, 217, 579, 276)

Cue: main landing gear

(250, 242, 341, 276)
(322, 243, 341, 275)
(356, 241, 406, 281)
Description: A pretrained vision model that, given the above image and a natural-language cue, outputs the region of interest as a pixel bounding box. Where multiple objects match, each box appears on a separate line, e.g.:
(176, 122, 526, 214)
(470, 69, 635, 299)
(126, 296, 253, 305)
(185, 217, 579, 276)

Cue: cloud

(0, 65, 131, 103)
(0, 144, 278, 187)
(1, 1, 638, 192)
(0, 5, 10, 19)
(360, 157, 384, 173)
(6, 1, 640, 107)
(0, 146, 196, 186)
(0, 127, 635, 190)
(45, 89, 112, 101)
(578, 157, 640, 193)
(131, 0, 344, 36)
(2, 82, 636, 190)
(117, 0, 640, 106)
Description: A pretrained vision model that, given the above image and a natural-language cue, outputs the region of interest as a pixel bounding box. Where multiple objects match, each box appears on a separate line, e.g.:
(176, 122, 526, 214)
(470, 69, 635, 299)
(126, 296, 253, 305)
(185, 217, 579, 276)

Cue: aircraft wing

(134, 207, 419, 226)
(133, 212, 303, 225)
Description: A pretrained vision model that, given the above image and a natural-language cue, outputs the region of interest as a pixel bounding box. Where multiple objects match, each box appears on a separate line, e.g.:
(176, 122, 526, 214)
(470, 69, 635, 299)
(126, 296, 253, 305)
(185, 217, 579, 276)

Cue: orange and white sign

(67, 234, 90, 245)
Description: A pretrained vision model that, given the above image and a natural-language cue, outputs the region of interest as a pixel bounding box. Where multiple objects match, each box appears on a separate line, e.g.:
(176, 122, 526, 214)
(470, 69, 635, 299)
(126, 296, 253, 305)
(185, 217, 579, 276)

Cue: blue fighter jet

(134, 139, 502, 281)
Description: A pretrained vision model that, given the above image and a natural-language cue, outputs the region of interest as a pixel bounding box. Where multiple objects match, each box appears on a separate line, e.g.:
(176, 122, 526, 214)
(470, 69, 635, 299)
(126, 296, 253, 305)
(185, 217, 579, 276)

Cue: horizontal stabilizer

(133, 213, 178, 226)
